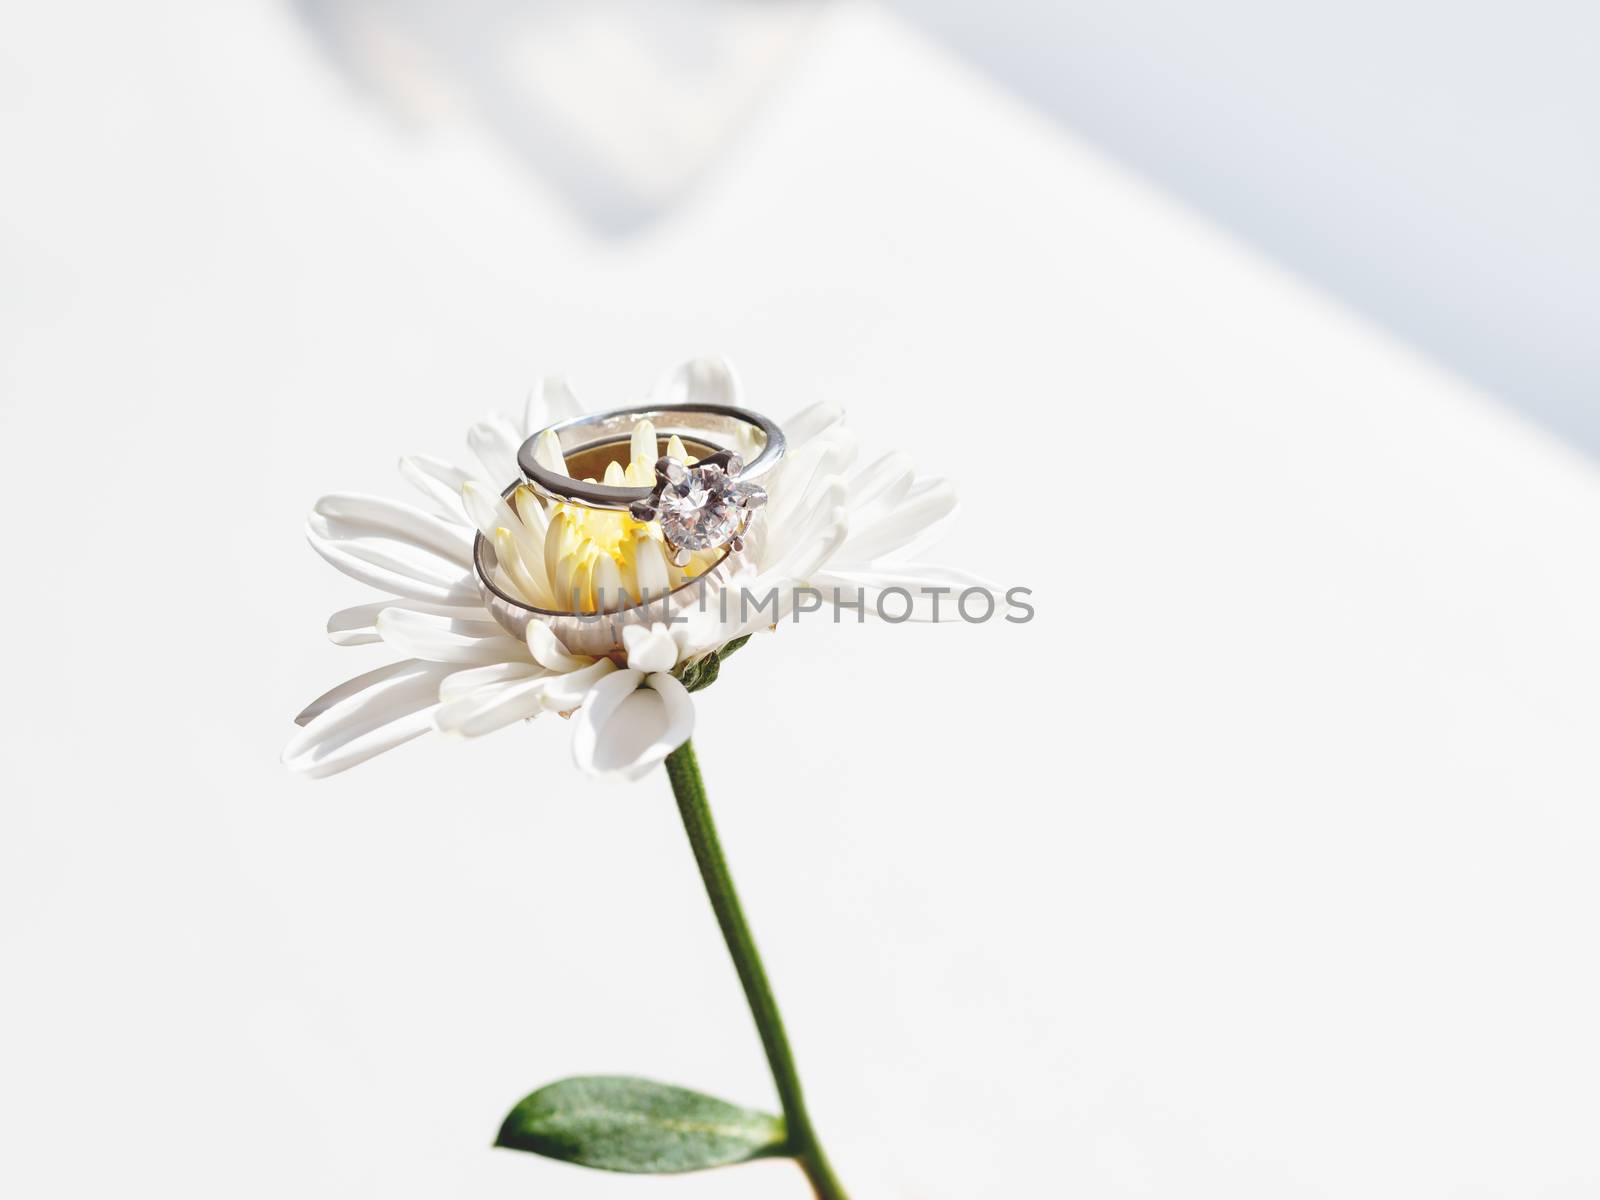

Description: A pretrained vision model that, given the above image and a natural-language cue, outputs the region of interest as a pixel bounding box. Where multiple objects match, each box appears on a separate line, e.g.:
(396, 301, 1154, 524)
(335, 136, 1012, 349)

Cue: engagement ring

(518, 403, 785, 565)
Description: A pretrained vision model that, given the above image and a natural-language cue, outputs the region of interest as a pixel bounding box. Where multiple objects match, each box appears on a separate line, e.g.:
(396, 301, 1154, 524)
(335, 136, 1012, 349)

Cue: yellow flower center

(485, 419, 716, 615)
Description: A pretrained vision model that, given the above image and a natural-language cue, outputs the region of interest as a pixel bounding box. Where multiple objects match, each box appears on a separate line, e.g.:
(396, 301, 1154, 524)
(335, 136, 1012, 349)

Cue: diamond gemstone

(656, 464, 745, 551)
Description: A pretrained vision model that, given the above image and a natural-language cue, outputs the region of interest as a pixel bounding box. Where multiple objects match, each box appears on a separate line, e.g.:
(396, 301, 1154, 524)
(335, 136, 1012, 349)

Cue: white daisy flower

(284, 357, 991, 780)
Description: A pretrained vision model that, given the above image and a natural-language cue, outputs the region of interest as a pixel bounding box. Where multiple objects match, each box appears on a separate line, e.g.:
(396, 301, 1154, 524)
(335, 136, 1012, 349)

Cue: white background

(895, 0, 1600, 456)
(4, 3, 1599, 1197)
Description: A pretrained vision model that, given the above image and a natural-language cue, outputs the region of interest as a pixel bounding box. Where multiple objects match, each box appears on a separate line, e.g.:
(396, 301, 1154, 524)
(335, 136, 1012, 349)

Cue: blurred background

(900, 0, 1600, 454)
(4, 2, 1599, 1197)
(288, 0, 1600, 450)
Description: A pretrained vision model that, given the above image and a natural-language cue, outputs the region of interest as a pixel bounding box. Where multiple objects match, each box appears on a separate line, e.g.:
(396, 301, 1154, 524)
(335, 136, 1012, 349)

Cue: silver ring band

(516, 403, 785, 511)
(474, 404, 783, 648)
(471, 480, 752, 656)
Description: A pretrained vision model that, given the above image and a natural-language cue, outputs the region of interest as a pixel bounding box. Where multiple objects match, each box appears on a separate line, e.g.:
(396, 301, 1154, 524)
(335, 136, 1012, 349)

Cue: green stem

(664, 739, 850, 1200)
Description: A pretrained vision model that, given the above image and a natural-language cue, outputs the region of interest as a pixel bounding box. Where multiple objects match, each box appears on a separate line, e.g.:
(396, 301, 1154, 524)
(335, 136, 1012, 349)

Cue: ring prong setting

(623, 446, 772, 564)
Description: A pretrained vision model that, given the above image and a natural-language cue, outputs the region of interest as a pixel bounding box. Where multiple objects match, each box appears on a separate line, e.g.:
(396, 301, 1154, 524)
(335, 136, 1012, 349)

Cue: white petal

(495, 527, 556, 609)
(512, 485, 550, 543)
(822, 562, 1000, 591)
(553, 548, 593, 613)
(622, 623, 679, 673)
(326, 602, 387, 646)
(305, 527, 481, 608)
(590, 555, 625, 614)
(284, 659, 455, 778)
(630, 531, 670, 603)
(870, 477, 963, 563)
(460, 480, 516, 543)
(525, 375, 584, 436)
(835, 479, 959, 566)
(844, 452, 917, 524)
(438, 659, 544, 702)
(375, 607, 532, 665)
(763, 476, 848, 569)
(398, 455, 475, 525)
(811, 565, 1003, 622)
(468, 414, 523, 487)
(310, 493, 475, 569)
(434, 673, 553, 738)
(670, 586, 747, 660)
(792, 506, 850, 583)
(747, 505, 850, 625)
(570, 667, 644, 767)
(526, 622, 589, 672)
(572, 669, 694, 780)
(782, 401, 846, 452)
(463, 482, 548, 592)
(538, 658, 619, 711)
(293, 659, 418, 727)
(325, 599, 485, 646)
(533, 430, 568, 476)
(651, 356, 740, 408)
(543, 509, 570, 595)
(306, 526, 470, 592)
(630, 417, 658, 472)
(766, 430, 857, 537)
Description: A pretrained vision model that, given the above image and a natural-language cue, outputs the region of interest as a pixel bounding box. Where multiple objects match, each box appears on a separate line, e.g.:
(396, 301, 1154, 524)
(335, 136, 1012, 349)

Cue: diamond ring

(517, 403, 786, 565)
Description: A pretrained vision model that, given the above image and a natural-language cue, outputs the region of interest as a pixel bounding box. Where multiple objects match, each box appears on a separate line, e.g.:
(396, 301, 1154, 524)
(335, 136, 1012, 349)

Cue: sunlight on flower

(287, 356, 990, 780)
(471, 418, 717, 614)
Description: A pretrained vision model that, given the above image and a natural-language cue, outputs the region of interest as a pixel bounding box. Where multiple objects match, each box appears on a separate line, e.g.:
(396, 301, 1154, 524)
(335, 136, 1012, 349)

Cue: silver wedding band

(516, 403, 786, 511)
(472, 402, 786, 651)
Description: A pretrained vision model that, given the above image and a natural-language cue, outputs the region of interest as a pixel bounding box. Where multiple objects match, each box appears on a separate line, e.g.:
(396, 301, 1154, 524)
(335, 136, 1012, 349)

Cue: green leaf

(715, 633, 753, 661)
(495, 1076, 786, 1174)
(676, 634, 755, 694)
(678, 652, 721, 693)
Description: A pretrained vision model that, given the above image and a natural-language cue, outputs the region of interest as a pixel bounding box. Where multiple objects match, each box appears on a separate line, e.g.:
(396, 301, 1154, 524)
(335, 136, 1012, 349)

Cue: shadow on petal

(574, 672, 693, 781)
